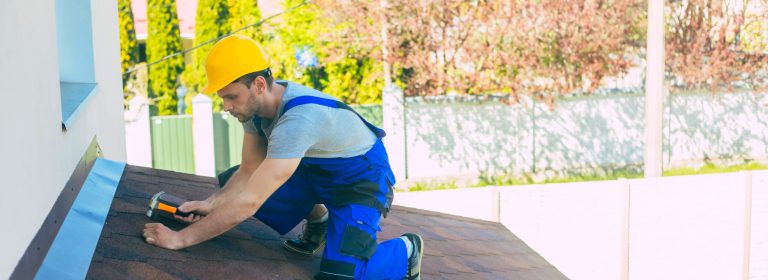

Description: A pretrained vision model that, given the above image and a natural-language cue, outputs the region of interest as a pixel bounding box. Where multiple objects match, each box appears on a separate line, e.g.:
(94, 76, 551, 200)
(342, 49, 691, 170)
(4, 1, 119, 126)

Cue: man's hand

(174, 200, 212, 223)
(143, 223, 186, 250)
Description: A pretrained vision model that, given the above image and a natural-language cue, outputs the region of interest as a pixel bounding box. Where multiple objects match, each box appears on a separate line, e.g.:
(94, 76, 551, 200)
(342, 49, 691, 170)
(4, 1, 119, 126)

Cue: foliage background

(120, 0, 768, 114)
(146, 0, 185, 115)
(118, 0, 138, 94)
(180, 0, 231, 113)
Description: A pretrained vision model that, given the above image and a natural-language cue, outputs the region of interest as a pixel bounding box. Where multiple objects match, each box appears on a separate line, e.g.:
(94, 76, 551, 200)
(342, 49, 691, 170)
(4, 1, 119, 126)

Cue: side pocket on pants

(339, 225, 377, 260)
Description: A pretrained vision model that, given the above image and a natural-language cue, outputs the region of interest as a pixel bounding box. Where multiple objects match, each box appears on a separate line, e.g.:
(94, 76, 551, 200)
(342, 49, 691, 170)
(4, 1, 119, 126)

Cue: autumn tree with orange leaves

(666, 0, 768, 91)
(321, 0, 645, 102)
(302, 0, 767, 104)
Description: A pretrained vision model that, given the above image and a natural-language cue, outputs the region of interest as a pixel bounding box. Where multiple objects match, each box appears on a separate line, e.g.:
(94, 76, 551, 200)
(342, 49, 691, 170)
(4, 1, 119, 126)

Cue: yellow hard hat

(202, 35, 271, 94)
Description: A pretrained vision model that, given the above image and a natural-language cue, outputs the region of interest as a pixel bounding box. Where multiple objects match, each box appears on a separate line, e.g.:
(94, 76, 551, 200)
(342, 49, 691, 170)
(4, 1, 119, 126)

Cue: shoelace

(299, 222, 323, 243)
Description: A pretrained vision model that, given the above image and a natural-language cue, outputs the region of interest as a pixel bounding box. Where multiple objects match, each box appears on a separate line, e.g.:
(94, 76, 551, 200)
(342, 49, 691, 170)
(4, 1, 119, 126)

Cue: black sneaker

(282, 219, 328, 256)
(402, 233, 424, 280)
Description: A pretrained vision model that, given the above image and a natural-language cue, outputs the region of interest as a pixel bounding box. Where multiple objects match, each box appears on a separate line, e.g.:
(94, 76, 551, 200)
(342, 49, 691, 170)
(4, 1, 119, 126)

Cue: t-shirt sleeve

(266, 109, 324, 158)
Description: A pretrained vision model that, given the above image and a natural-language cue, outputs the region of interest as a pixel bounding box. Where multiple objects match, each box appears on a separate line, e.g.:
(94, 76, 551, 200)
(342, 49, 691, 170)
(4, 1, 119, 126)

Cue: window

(56, 0, 97, 129)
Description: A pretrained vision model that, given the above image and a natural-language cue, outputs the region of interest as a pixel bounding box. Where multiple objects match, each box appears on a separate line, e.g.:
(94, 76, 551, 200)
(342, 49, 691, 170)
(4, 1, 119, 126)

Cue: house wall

(0, 0, 125, 278)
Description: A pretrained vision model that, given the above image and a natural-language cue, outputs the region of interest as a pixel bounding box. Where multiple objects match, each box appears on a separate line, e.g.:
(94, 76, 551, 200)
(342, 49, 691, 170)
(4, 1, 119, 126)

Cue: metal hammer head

(146, 191, 165, 217)
(146, 191, 190, 218)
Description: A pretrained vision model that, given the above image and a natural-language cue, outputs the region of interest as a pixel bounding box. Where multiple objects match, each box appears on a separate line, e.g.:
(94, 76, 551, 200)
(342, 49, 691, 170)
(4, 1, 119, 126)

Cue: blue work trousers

(218, 140, 408, 279)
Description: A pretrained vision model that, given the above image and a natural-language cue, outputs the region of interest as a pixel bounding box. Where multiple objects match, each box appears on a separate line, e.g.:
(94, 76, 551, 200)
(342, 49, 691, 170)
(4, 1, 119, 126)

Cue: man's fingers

(177, 205, 190, 212)
(143, 225, 155, 236)
(174, 213, 203, 224)
(178, 200, 211, 216)
(174, 214, 193, 223)
(178, 201, 198, 212)
(143, 228, 155, 244)
(143, 223, 161, 243)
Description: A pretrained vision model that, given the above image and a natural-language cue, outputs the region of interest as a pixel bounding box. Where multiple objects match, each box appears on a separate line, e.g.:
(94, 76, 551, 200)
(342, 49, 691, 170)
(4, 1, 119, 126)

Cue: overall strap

(281, 96, 386, 138)
(250, 117, 267, 138)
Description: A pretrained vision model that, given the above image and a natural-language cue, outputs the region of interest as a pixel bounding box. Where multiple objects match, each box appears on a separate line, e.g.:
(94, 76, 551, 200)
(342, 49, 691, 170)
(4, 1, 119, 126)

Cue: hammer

(147, 191, 191, 218)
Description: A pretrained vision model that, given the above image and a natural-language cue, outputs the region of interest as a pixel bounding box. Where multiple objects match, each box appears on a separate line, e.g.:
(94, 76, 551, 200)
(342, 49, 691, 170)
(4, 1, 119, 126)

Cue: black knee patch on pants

(315, 259, 355, 280)
(217, 165, 239, 188)
(340, 225, 377, 260)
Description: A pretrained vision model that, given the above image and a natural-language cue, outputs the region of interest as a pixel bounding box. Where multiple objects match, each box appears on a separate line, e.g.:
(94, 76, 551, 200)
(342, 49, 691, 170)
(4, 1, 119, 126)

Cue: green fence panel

(150, 115, 195, 174)
(352, 104, 383, 127)
(150, 105, 380, 177)
(226, 115, 244, 168)
(213, 112, 244, 175)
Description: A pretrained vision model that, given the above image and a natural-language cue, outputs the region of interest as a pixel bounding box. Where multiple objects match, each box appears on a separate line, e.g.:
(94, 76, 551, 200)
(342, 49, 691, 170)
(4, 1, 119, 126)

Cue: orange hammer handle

(157, 203, 191, 217)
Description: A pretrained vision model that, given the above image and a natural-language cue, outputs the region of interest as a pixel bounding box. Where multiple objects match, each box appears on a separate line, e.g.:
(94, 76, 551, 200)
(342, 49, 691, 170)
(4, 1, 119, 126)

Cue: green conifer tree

(181, 0, 230, 112)
(229, 0, 262, 41)
(268, 0, 326, 90)
(269, 0, 383, 104)
(118, 0, 139, 91)
(146, 0, 185, 115)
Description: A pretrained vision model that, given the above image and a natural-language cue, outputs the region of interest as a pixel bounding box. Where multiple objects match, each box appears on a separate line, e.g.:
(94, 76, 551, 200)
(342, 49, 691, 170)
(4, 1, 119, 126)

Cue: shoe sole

(282, 240, 325, 256)
(403, 233, 424, 280)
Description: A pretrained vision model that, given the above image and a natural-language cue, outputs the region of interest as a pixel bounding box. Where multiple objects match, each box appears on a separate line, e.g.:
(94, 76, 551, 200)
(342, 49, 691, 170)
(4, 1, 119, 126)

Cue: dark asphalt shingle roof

(86, 165, 567, 279)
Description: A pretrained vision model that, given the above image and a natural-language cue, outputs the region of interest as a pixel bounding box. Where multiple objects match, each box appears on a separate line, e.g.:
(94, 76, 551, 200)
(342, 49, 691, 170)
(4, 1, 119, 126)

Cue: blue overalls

(218, 96, 408, 280)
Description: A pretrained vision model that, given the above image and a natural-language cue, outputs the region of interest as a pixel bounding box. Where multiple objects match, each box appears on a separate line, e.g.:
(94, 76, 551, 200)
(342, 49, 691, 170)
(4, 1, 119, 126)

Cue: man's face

(218, 81, 260, 123)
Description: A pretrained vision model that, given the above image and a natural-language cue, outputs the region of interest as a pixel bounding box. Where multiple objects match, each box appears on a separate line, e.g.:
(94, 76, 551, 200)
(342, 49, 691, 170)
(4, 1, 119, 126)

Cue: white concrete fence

(394, 171, 768, 280)
(387, 90, 768, 181)
(124, 94, 152, 168)
(126, 89, 768, 182)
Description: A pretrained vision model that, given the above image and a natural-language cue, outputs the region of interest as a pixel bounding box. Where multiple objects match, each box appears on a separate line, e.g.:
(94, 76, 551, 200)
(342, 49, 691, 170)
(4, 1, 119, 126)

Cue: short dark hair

(235, 68, 273, 90)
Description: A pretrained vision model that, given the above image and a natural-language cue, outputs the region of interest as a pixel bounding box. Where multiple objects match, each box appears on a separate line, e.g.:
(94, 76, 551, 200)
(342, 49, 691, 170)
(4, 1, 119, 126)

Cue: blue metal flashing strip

(35, 158, 126, 280)
(61, 82, 98, 129)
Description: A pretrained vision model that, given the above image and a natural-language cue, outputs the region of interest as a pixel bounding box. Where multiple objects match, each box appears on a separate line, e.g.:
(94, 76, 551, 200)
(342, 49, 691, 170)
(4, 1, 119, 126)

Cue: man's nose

(222, 100, 232, 112)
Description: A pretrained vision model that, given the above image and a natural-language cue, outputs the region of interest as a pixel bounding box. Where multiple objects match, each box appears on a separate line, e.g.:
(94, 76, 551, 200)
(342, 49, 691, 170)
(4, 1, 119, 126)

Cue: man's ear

(252, 76, 267, 94)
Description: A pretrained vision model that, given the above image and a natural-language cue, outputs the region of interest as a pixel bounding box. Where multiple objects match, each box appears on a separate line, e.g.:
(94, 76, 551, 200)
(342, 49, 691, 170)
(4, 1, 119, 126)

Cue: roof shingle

(86, 165, 567, 279)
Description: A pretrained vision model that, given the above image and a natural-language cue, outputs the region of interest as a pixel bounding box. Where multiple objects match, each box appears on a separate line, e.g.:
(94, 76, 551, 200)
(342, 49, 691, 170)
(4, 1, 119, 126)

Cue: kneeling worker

(142, 35, 424, 280)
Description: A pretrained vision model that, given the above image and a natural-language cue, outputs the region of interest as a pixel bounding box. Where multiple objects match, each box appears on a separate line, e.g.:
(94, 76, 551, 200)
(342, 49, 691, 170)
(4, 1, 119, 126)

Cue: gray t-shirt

(242, 81, 377, 159)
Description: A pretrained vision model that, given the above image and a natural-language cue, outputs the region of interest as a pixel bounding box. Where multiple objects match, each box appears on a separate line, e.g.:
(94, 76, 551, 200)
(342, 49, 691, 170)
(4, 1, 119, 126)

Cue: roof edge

(10, 137, 102, 280)
(36, 158, 125, 279)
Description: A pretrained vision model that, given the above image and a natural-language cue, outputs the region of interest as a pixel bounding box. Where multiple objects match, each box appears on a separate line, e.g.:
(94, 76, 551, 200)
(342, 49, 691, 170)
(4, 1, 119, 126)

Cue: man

(142, 35, 424, 280)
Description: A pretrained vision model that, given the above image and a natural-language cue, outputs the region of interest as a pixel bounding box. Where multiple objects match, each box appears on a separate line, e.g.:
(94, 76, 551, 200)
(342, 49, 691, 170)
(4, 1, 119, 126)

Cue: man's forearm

(177, 188, 269, 248)
(177, 161, 292, 248)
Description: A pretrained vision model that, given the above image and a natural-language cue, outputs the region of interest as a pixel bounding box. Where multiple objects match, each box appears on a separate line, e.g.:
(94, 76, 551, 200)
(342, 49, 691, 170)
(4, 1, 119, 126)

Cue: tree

(665, 0, 768, 91)
(266, 0, 327, 90)
(181, 0, 230, 112)
(229, 0, 262, 41)
(147, 0, 185, 115)
(118, 0, 139, 93)
(323, 0, 645, 106)
(318, 1, 384, 104)
(514, 0, 645, 104)
(264, 0, 383, 104)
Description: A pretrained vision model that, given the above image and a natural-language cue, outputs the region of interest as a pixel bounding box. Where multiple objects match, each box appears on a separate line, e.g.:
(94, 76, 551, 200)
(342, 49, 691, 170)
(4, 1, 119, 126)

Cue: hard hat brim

(201, 57, 273, 95)
(202, 80, 227, 95)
